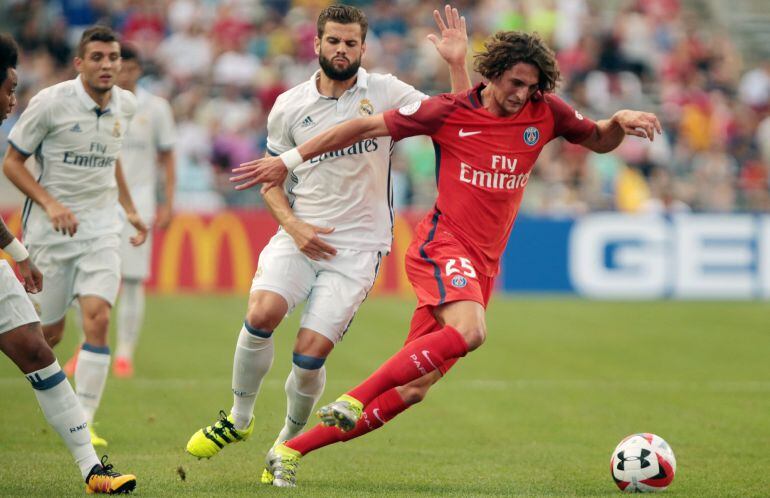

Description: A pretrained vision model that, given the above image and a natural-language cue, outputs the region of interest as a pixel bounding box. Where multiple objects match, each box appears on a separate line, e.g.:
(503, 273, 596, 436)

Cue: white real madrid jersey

(120, 87, 176, 222)
(8, 76, 137, 246)
(266, 67, 425, 253)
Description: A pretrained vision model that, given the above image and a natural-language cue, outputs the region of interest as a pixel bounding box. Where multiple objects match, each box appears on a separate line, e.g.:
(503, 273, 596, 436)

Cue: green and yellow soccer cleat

(90, 427, 108, 447)
(317, 394, 363, 432)
(186, 411, 253, 459)
(85, 455, 136, 494)
(263, 443, 301, 487)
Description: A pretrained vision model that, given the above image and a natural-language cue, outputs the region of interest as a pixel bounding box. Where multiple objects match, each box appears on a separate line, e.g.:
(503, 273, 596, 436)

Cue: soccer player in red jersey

(232, 30, 661, 486)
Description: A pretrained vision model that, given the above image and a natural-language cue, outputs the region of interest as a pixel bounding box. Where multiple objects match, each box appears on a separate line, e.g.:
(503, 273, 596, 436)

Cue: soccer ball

(610, 433, 676, 492)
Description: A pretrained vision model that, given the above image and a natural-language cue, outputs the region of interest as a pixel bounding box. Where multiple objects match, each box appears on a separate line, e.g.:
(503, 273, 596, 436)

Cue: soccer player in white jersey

(2, 26, 148, 448)
(0, 32, 136, 495)
(185, 3, 471, 482)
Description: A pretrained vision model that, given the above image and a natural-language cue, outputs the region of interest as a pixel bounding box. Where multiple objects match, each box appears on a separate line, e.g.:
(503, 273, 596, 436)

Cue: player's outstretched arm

(115, 159, 148, 246)
(428, 4, 472, 93)
(2, 145, 78, 236)
(231, 114, 390, 191)
(580, 110, 662, 153)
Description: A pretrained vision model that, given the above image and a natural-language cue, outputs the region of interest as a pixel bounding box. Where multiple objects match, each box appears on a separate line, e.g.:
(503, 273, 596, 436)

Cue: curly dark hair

(317, 4, 368, 42)
(474, 31, 560, 93)
(0, 33, 19, 86)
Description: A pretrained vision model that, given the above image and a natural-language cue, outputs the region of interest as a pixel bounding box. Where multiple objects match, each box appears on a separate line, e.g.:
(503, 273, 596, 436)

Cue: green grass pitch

(1, 295, 768, 496)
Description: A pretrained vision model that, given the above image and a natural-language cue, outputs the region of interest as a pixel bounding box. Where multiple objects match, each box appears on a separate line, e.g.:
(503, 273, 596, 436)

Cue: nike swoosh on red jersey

(372, 408, 385, 424)
(458, 129, 482, 137)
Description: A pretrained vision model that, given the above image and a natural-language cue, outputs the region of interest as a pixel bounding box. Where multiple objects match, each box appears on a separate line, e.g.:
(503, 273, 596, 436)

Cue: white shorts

(0, 260, 40, 334)
(28, 234, 121, 325)
(250, 231, 382, 344)
(120, 221, 152, 281)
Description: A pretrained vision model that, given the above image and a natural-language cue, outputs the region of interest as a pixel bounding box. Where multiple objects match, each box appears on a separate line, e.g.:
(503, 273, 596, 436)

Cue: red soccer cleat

(113, 357, 134, 378)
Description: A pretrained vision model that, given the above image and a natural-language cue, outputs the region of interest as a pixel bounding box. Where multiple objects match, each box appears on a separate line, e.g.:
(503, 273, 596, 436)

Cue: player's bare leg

(318, 300, 485, 430)
(42, 318, 65, 347)
(186, 290, 284, 458)
(0, 322, 104, 482)
(76, 295, 112, 446)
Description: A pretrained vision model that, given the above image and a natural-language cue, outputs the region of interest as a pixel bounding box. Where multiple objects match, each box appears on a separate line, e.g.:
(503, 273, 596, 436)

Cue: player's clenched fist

(17, 258, 43, 293)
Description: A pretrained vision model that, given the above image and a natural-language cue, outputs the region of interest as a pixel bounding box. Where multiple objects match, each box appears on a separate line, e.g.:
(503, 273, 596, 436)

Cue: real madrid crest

(359, 98, 374, 116)
(112, 119, 121, 138)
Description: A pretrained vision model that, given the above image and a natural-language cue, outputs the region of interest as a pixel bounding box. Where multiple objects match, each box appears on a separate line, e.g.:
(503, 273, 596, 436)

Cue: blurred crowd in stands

(1, 0, 769, 215)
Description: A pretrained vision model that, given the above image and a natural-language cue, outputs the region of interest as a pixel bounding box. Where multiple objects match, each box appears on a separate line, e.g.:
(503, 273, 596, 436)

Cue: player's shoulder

(114, 86, 138, 116)
(269, 80, 316, 119)
(31, 79, 77, 106)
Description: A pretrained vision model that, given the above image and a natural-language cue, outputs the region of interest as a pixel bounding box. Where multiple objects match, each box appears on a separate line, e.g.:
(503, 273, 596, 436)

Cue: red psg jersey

(383, 83, 596, 276)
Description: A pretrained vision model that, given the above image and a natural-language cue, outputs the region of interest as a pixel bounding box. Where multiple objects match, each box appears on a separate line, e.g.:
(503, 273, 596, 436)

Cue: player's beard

(319, 54, 361, 81)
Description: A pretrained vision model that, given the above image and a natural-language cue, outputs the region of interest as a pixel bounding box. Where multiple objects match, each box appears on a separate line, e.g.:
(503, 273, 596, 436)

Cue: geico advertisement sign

(569, 214, 770, 299)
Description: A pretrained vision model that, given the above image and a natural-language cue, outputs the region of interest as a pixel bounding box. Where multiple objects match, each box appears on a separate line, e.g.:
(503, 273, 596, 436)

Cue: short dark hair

(120, 42, 140, 63)
(77, 25, 120, 58)
(474, 31, 560, 93)
(317, 5, 368, 42)
(0, 33, 19, 86)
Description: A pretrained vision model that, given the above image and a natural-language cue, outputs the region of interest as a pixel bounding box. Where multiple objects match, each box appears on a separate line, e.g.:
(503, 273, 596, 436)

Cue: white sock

(27, 361, 100, 480)
(230, 324, 274, 430)
(74, 345, 111, 425)
(116, 280, 145, 360)
(277, 362, 326, 443)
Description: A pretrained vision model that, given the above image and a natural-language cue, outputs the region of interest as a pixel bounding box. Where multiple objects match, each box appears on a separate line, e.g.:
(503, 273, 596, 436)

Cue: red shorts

(403, 228, 495, 374)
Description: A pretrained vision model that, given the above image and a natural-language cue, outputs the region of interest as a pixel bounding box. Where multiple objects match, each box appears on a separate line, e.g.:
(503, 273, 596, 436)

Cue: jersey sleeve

(383, 94, 455, 142)
(154, 98, 176, 151)
(7, 92, 52, 156)
(547, 94, 597, 144)
(265, 95, 295, 156)
(384, 73, 428, 109)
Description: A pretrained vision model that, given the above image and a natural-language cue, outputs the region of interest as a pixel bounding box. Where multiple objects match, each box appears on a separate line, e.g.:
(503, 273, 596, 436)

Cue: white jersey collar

(309, 67, 369, 99)
(75, 75, 118, 114)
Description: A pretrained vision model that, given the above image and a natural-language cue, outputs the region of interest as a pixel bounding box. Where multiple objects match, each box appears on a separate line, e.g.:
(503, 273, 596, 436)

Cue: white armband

(3, 238, 29, 262)
(279, 148, 304, 172)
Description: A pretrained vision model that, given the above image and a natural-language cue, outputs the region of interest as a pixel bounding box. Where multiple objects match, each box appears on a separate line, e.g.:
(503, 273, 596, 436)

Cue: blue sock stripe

(292, 353, 326, 370)
(243, 321, 272, 338)
(82, 343, 110, 354)
(26, 370, 66, 390)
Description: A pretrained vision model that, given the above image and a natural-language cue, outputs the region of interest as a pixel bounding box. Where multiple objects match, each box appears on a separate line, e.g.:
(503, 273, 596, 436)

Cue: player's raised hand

(17, 258, 43, 293)
(611, 110, 662, 141)
(427, 4, 468, 65)
(231, 156, 289, 192)
(44, 200, 78, 236)
(126, 211, 149, 246)
(285, 218, 337, 260)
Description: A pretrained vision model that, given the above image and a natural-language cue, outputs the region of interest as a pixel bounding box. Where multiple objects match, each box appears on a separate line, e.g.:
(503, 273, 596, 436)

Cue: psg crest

(523, 126, 539, 146)
(451, 275, 467, 288)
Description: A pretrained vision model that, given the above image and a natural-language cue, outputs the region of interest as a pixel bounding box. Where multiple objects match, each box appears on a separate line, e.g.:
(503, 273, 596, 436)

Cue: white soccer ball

(610, 433, 676, 492)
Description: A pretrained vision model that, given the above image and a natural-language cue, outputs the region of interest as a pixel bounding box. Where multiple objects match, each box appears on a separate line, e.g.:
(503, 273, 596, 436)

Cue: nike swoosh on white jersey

(458, 129, 482, 137)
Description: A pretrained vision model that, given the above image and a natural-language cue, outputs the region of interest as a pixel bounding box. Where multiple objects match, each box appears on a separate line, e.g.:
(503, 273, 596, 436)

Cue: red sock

(348, 325, 467, 406)
(285, 388, 408, 455)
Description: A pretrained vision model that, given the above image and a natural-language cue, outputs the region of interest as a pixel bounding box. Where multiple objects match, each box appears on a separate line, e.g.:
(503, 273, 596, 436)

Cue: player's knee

(42, 323, 64, 347)
(245, 300, 284, 332)
(397, 383, 430, 405)
(84, 309, 110, 337)
(16, 324, 56, 371)
(456, 325, 486, 351)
